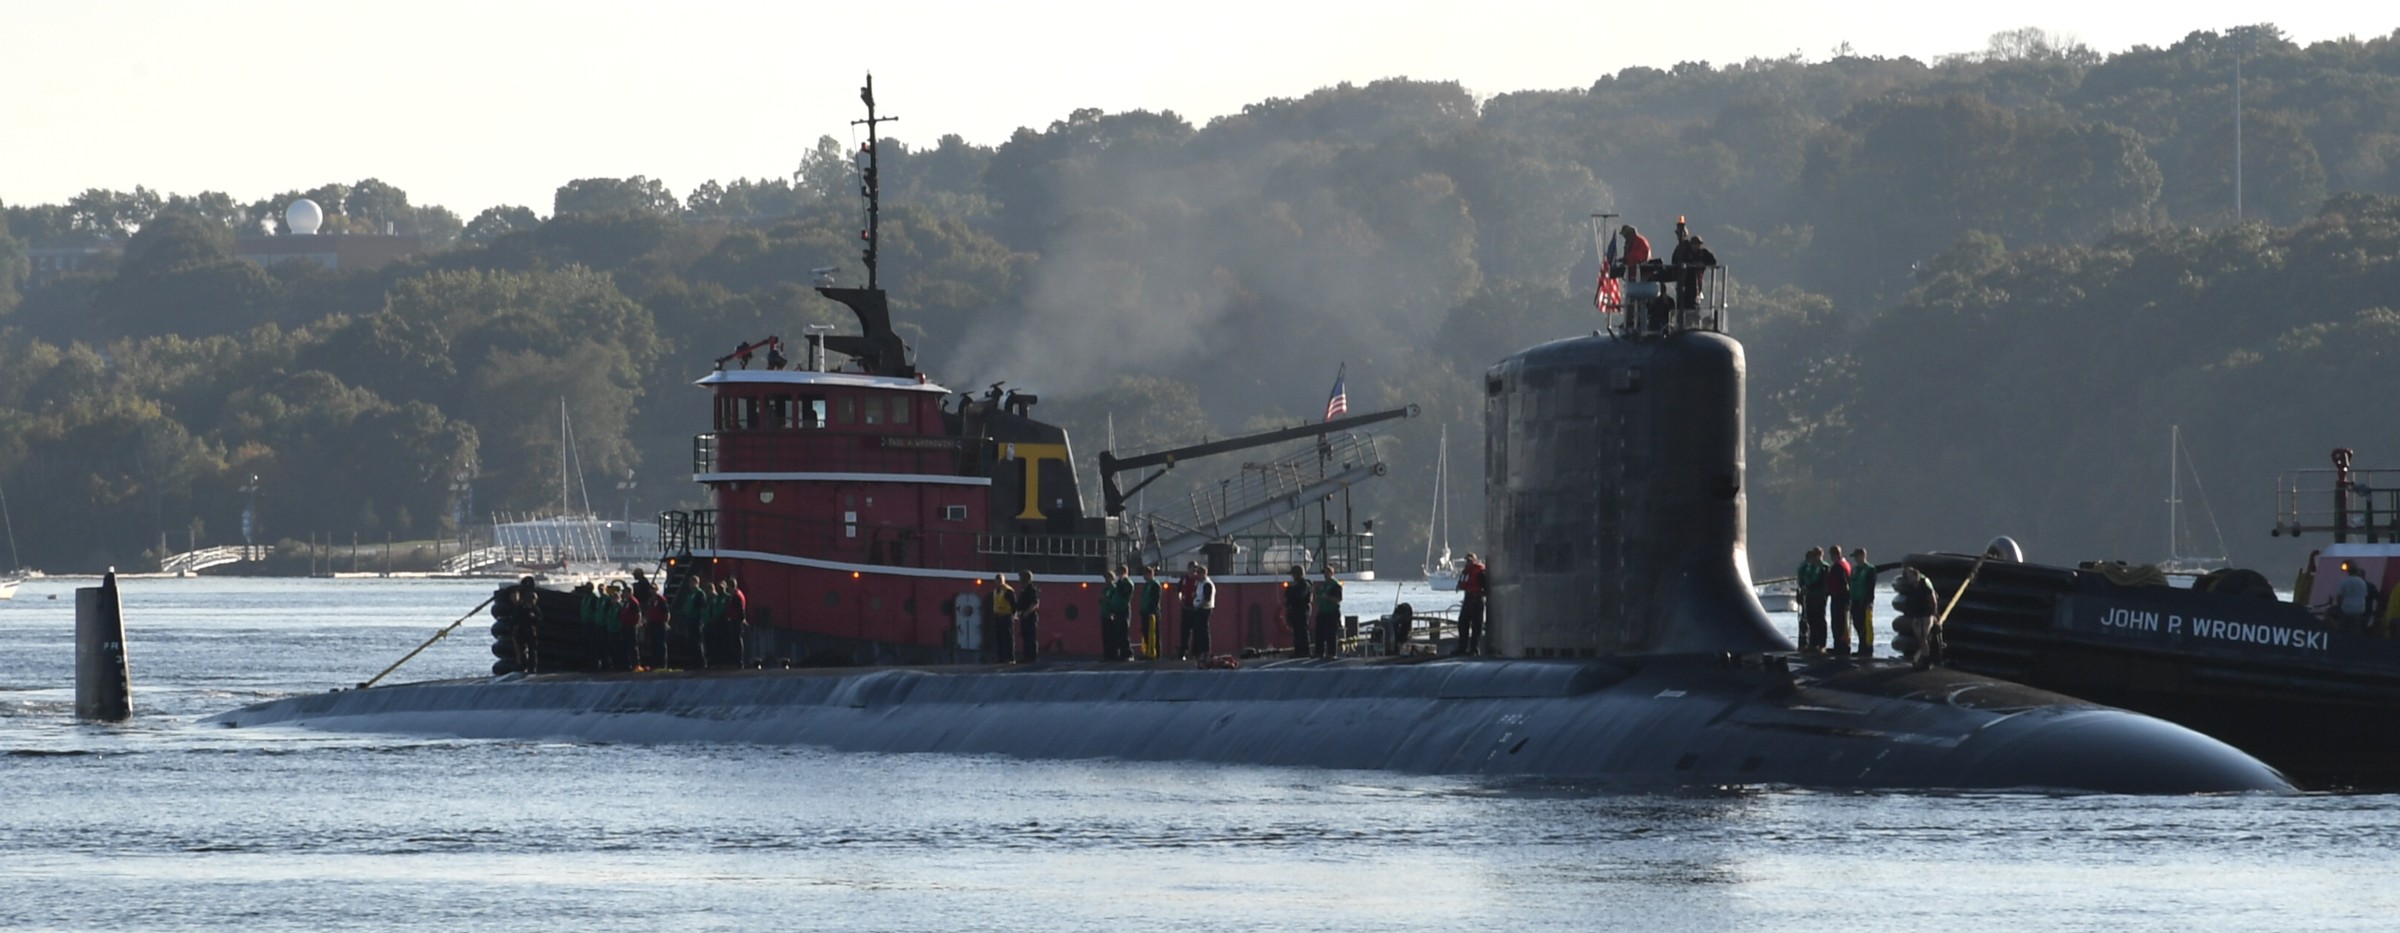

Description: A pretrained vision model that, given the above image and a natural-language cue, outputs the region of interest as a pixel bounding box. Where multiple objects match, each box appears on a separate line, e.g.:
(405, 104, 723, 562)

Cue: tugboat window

(801, 397, 826, 428)
(891, 397, 910, 424)
(862, 396, 883, 425)
(836, 397, 855, 424)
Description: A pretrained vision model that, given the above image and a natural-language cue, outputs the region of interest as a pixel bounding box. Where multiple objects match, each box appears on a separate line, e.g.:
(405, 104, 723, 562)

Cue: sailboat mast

(1438, 425, 1451, 556)
(560, 399, 570, 523)
(0, 476, 19, 574)
(2168, 425, 2181, 560)
(1424, 427, 1441, 571)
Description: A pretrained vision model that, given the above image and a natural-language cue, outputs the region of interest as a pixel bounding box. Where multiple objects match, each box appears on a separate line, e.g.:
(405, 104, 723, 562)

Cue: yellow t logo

(1003, 442, 1071, 519)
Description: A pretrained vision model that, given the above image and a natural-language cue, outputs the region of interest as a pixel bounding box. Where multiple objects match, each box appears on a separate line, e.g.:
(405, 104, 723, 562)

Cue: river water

(3, 576, 2395, 931)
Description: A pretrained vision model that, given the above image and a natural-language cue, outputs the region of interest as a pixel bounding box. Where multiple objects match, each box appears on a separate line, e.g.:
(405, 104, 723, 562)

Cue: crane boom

(1098, 404, 1418, 517)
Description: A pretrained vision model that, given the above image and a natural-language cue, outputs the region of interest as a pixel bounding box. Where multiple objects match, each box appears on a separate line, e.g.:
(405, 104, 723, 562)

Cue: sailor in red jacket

(1618, 224, 1653, 275)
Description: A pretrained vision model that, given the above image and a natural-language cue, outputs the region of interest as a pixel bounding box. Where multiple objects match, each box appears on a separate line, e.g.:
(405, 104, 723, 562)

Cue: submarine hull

(212, 656, 2288, 793)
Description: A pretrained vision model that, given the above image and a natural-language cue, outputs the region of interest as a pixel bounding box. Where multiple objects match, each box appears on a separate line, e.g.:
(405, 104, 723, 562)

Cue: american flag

(1323, 367, 1348, 421)
(1594, 230, 1622, 313)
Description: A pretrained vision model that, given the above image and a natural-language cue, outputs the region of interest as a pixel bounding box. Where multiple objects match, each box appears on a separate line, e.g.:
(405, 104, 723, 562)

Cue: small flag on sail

(1323, 366, 1348, 421)
(1594, 229, 1623, 313)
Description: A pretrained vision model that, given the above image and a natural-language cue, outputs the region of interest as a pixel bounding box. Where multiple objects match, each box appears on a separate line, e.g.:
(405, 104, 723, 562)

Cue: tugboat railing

(695, 430, 978, 477)
(2275, 466, 2400, 543)
(656, 508, 1374, 576)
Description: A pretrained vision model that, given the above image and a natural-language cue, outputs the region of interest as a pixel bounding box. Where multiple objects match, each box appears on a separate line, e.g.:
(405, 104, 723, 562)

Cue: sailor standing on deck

(1013, 570, 1042, 663)
(1459, 553, 1490, 656)
(1283, 565, 1313, 657)
(1826, 545, 1854, 656)
(1795, 548, 1829, 654)
(695, 581, 724, 668)
(1847, 548, 1878, 658)
(719, 578, 749, 668)
(1312, 565, 1346, 659)
(580, 583, 615, 670)
(615, 585, 643, 670)
(1174, 563, 1200, 658)
(1137, 565, 1165, 660)
(990, 573, 1017, 663)
(1184, 563, 1216, 660)
(1100, 565, 1134, 661)
(630, 570, 661, 668)
(2334, 564, 2372, 633)
(1893, 566, 1942, 669)
(1670, 220, 1718, 312)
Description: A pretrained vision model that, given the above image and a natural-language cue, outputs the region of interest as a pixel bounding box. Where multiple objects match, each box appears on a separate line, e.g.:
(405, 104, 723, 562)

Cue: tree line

(0, 24, 2395, 572)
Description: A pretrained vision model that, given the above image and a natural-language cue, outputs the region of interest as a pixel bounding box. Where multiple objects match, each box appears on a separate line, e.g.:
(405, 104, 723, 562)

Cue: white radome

(286, 199, 324, 235)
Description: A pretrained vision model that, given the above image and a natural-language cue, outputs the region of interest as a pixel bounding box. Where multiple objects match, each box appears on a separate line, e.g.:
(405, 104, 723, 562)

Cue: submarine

(209, 78, 2286, 792)
(210, 287, 2286, 793)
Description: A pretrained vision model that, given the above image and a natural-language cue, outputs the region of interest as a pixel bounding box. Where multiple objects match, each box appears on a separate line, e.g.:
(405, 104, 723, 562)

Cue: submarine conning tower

(1484, 322, 1787, 658)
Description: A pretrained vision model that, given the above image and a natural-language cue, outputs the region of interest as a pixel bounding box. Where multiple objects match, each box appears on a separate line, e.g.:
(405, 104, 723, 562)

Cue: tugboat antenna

(815, 74, 915, 378)
(852, 73, 899, 290)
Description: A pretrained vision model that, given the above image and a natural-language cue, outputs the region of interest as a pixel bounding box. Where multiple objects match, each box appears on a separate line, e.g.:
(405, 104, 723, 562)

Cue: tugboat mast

(853, 73, 897, 290)
(813, 73, 913, 378)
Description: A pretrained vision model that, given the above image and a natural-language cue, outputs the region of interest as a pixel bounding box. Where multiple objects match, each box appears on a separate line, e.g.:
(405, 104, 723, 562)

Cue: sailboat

(2162, 424, 2230, 576)
(1423, 425, 1460, 589)
(1, 476, 24, 599)
(497, 400, 634, 584)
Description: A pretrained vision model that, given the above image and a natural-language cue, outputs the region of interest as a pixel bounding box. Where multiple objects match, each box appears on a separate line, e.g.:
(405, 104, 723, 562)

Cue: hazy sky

(3, 1, 2387, 218)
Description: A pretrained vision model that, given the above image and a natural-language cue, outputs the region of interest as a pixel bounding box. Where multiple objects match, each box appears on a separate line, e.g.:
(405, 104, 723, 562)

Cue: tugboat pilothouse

(656, 75, 1407, 666)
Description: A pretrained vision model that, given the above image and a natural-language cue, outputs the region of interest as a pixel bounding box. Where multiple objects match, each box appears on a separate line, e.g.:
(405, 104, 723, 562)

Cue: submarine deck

(212, 652, 2292, 794)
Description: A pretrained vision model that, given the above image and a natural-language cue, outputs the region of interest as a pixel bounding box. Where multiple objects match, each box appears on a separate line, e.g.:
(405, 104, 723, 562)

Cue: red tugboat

(654, 76, 1411, 666)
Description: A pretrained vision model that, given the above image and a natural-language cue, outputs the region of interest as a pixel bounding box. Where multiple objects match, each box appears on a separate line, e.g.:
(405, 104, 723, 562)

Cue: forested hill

(1, 24, 2394, 573)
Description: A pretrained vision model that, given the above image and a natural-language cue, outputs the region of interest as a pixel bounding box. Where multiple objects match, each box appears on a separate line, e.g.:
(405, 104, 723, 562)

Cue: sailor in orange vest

(990, 573, 1016, 663)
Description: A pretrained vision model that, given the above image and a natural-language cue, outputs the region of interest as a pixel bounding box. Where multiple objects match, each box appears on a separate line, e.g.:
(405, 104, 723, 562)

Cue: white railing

(159, 545, 269, 575)
(440, 546, 516, 573)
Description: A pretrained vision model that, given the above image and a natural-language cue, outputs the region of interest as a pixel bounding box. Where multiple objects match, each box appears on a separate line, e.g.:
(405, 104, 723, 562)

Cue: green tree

(67, 187, 162, 239)
(554, 176, 681, 216)
(0, 224, 25, 316)
(794, 135, 855, 204)
(463, 205, 542, 244)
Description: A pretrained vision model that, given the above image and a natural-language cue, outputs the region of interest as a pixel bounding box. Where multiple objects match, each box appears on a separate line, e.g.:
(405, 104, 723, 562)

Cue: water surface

(2, 577, 2390, 931)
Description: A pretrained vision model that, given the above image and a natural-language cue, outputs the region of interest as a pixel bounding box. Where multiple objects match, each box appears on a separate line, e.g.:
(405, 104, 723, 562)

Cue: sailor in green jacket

(1795, 548, 1829, 654)
(673, 580, 710, 668)
(581, 583, 618, 670)
(1099, 564, 1134, 661)
(1311, 566, 1345, 659)
(1847, 548, 1877, 658)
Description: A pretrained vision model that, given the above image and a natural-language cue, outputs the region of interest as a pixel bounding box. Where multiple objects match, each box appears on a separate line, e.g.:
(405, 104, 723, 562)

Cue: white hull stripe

(695, 472, 992, 486)
(692, 548, 1373, 585)
(695, 370, 954, 393)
